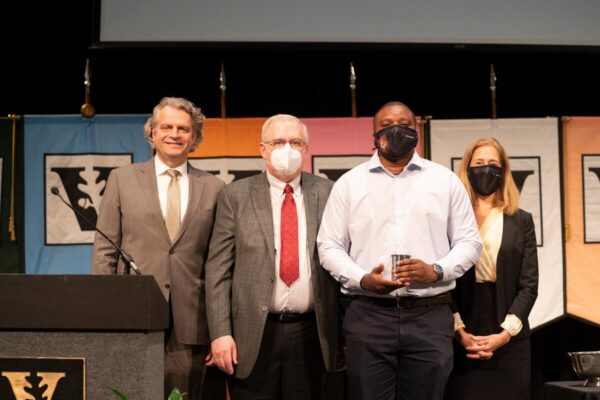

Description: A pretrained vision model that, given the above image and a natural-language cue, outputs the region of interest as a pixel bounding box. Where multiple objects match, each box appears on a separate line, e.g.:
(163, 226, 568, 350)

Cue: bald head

(261, 114, 308, 143)
(373, 102, 417, 131)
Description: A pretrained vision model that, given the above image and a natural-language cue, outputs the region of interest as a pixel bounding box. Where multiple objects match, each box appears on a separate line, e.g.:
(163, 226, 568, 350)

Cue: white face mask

(270, 143, 303, 177)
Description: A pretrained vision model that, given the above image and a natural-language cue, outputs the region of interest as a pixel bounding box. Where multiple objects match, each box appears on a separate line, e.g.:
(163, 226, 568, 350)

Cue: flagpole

(7, 114, 21, 241)
(420, 115, 432, 160)
(81, 58, 96, 118)
(350, 63, 357, 117)
(490, 64, 497, 120)
(220, 63, 227, 119)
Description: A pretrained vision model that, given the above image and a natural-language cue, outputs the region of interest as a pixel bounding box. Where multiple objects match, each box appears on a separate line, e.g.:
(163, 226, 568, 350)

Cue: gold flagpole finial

(490, 64, 497, 120)
(81, 58, 96, 118)
(350, 62, 357, 117)
(220, 63, 227, 119)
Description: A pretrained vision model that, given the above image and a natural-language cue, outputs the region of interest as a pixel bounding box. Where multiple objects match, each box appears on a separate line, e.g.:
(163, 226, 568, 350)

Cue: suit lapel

(302, 173, 322, 298)
(250, 173, 276, 255)
(174, 164, 205, 244)
(302, 173, 319, 255)
(136, 158, 171, 244)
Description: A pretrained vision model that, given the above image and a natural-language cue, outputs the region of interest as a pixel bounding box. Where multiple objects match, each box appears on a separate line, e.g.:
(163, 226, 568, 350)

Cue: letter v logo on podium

(1, 372, 65, 400)
(0, 357, 85, 400)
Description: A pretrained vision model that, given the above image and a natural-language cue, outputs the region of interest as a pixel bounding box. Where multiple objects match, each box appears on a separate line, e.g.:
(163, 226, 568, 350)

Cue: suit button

(164, 283, 170, 289)
(261, 306, 267, 312)
(168, 249, 174, 255)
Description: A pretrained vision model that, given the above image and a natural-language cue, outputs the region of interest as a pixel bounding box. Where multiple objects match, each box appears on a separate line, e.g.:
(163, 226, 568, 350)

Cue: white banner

(45, 153, 133, 244)
(430, 118, 564, 329)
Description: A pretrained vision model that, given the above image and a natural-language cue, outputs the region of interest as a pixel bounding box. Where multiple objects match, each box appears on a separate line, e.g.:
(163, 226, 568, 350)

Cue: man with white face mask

(205, 114, 339, 399)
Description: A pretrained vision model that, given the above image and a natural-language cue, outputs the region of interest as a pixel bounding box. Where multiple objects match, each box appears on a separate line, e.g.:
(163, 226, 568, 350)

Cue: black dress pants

(229, 315, 325, 400)
(344, 297, 454, 400)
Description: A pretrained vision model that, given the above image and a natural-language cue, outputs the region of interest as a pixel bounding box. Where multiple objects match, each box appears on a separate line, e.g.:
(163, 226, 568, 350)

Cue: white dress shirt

(267, 172, 313, 313)
(154, 156, 189, 223)
(317, 152, 482, 298)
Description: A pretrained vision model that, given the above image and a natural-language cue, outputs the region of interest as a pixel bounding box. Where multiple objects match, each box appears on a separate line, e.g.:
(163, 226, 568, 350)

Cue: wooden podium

(0, 274, 169, 400)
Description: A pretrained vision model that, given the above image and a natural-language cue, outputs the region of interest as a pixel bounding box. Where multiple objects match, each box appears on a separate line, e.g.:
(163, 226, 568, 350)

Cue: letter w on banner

(24, 116, 150, 274)
(430, 118, 563, 329)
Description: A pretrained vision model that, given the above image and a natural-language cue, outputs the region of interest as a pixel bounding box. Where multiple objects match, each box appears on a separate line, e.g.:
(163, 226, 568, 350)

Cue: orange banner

(563, 117, 600, 325)
(190, 118, 266, 157)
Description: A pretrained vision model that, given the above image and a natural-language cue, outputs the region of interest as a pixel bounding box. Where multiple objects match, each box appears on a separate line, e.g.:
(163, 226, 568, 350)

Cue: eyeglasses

(263, 139, 306, 150)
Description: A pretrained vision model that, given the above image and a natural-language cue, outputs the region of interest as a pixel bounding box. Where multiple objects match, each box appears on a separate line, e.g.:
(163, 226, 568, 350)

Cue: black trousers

(229, 316, 325, 400)
(344, 297, 454, 400)
(445, 283, 531, 400)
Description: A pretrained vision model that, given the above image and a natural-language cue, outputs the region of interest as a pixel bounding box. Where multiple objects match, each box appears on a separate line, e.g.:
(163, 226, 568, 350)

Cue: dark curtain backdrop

(2, 2, 600, 119)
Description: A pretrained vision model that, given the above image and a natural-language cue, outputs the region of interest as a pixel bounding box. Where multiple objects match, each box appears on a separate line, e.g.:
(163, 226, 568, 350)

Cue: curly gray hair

(143, 97, 205, 151)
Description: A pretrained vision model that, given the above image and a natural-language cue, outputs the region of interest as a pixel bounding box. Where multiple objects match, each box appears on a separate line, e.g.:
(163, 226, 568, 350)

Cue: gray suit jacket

(205, 172, 338, 379)
(91, 158, 225, 345)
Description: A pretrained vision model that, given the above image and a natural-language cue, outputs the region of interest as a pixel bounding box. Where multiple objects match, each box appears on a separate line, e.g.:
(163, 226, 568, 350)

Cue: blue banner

(24, 115, 151, 274)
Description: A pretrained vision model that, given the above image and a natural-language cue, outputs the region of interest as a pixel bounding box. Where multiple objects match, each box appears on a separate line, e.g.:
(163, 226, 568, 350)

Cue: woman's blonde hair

(457, 137, 519, 215)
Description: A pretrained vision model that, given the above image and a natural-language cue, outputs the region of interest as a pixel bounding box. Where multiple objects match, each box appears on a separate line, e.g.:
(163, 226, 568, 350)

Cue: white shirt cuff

(453, 312, 466, 332)
(500, 314, 523, 337)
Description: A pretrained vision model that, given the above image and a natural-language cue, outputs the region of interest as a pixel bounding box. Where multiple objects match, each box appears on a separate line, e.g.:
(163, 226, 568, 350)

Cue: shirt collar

(154, 156, 188, 178)
(368, 151, 424, 174)
(266, 171, 302, 196)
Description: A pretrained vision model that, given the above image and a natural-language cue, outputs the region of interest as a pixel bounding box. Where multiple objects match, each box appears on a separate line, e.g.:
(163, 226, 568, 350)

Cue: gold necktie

(165, 169, 181, 242)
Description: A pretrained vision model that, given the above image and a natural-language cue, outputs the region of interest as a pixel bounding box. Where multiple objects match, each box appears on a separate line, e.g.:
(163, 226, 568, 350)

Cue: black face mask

(467, 165, 504, 196)
(373, 125, 419, 162)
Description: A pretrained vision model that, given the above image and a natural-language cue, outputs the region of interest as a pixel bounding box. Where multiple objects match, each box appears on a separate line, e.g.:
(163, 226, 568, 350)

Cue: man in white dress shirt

(317, 101, 482, 400)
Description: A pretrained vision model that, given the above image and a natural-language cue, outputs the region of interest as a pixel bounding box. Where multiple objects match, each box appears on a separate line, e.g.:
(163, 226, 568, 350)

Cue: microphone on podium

(50, 186, 141, 275)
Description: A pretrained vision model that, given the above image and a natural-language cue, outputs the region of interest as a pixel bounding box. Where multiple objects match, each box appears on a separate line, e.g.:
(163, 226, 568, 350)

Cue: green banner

(0, 117, 23, 273)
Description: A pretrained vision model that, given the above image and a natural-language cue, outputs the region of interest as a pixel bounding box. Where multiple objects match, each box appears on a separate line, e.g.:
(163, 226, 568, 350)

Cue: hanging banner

(430, 118, 563, 329)
(24, 115, 151, 274)
(562, 117, 600, 325)
(189, 118, 266, 182)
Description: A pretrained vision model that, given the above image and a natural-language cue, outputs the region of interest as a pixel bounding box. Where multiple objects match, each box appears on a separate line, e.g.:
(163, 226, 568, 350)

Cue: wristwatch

(432, 263, 443, 282)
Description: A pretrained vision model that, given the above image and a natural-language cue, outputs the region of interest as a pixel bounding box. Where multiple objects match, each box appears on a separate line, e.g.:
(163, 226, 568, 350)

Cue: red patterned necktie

(280, 184, 299, 286)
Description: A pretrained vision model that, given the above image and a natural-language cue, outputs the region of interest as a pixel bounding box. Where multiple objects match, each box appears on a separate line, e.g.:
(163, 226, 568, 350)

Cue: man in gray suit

(91, 97, 225, 399)
(205, 114, 338, 399)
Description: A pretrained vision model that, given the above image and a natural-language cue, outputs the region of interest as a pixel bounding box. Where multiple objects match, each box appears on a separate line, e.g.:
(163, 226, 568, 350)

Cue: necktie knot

(166, 169, 180, 180)
(284, 184, 293, 195)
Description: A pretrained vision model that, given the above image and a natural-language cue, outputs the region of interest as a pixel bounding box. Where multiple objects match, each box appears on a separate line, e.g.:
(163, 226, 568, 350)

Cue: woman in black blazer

(446, 137, 539, 400)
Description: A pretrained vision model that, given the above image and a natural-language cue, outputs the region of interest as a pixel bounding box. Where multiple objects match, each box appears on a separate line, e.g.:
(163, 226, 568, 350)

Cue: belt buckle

(395, 296, 414, 309)
(280, 313, 297, 322)
(396, 297, 404, 309)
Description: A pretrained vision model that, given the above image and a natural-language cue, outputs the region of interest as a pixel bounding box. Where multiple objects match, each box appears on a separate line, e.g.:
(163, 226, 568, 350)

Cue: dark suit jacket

(91, 158, 225, 345)
(205, 172, 339, 379)
(451, 209, 539, 340)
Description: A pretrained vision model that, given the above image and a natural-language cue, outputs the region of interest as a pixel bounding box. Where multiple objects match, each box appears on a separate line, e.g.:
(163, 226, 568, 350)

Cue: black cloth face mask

(373, 125, 419, 162)
(467, 164, 504, 196)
